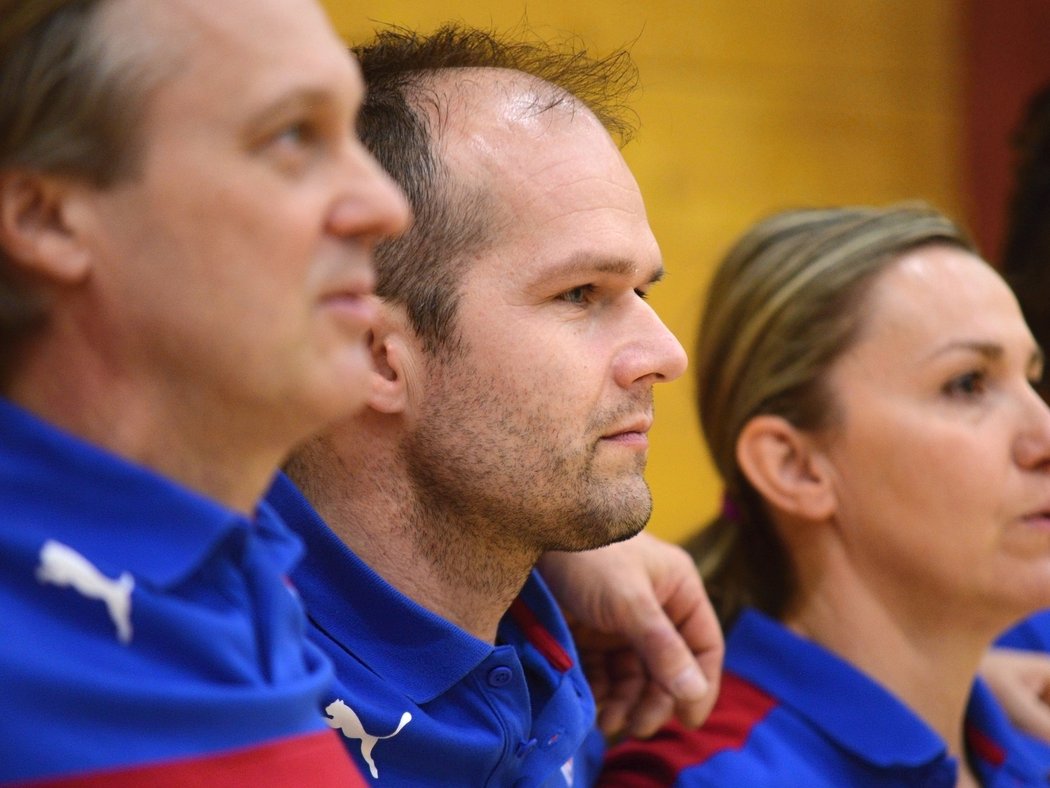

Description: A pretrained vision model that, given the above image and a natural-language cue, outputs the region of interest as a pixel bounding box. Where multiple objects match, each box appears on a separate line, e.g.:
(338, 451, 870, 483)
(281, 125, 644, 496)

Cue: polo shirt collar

(728, 608, 950, 769)
(965, 677, 1050, 783)
(272, 473, 494, 704)
(0, 397, 280, 588)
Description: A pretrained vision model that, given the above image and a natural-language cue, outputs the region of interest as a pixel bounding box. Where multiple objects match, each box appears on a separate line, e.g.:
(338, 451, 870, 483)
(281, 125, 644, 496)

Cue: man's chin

(560, 494, 651, 551)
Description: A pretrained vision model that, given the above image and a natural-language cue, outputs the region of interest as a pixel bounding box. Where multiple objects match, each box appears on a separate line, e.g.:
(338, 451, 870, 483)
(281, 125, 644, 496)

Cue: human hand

(980, 647, 1050, 742)
(537, 531, 723, 738)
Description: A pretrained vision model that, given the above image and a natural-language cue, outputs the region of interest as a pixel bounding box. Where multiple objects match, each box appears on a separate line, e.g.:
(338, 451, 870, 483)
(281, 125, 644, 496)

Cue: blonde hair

(688, 204, 975, 626)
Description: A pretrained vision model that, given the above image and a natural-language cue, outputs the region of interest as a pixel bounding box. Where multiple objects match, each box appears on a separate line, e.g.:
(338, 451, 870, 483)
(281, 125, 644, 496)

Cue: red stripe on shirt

(598, 671, 778, 787)
(27, 730, 366, 788)
(966, 722, 1007, 767)
(509, 596, 574, 672)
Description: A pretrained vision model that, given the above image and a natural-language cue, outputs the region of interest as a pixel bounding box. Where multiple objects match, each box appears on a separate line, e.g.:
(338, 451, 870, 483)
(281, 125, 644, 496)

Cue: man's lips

(324, 264, 375, 299)
(600, 418, 653, 447)
(320, 270, 377, 327)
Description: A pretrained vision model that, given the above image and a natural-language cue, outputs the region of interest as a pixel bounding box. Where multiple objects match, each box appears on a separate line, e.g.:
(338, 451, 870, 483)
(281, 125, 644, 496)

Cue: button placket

(487, 665, 514, 687)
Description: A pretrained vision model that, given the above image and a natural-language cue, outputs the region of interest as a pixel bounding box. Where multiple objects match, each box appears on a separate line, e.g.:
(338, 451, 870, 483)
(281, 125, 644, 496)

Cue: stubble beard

(401, 391, 654, 567)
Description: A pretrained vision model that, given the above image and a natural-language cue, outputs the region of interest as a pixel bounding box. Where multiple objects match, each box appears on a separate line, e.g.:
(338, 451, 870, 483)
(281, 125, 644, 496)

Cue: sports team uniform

(0, 398, 362, 785)
(599, 608, 1050, 787)
(270, 473, 605, 786)
(997, 610, 1050, 652)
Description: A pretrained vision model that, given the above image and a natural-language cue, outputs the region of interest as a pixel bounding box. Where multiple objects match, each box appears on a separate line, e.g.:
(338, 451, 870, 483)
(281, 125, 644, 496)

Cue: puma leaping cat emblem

(36, 539, 134, 644)
(324, 699, 411, 779)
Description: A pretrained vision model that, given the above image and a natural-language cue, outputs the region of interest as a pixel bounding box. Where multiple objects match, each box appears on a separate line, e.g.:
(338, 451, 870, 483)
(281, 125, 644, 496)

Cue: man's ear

(366, 305, 419, 415)
(736, 414, 836, 522)
(0, 171, 92, 284)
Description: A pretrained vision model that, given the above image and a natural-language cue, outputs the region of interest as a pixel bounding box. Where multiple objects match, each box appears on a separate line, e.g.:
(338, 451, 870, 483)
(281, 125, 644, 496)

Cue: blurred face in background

(818, 244, 1050, 626)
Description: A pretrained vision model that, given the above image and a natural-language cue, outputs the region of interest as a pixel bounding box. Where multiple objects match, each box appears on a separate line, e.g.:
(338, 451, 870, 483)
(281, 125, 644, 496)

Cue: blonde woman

(600, 205, 1050, 786)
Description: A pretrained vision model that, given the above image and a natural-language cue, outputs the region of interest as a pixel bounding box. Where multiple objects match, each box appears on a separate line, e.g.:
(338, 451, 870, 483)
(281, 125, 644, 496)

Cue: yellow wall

(322, 0, 966, 543)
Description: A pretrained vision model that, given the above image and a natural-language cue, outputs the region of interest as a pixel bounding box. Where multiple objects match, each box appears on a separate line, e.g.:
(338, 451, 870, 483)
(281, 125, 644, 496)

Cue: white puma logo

(36, 539, 134, 644)
(561, 756, 575, 785)
(323, 698, 411, 779)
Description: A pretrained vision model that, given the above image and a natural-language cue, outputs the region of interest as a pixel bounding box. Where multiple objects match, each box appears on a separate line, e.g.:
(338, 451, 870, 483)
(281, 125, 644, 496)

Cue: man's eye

(274, 121, 315, 148)
(261, 120, 326, 174)
(560, 285, 594, 305)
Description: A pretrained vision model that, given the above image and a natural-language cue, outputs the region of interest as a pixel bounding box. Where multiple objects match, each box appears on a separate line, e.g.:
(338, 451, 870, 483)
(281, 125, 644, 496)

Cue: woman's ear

(0, 172, 92, 284)
(736, 414, 836, 521)
(366, 304, 417, 415)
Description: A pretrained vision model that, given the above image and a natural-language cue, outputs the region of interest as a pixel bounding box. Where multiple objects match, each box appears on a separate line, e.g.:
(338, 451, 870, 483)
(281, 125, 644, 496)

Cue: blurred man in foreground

(0, 0, 408, 781)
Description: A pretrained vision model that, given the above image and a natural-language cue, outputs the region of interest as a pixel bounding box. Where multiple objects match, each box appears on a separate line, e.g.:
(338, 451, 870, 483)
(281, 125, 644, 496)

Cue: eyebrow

(243, 87, 347, 137)
(538, 253, 666, 285)
(926, 340, 1045, 372)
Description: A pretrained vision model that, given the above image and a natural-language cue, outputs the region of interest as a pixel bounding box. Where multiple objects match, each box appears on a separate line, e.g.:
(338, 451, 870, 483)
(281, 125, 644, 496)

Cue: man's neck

(308, 455, 539, 644)
(9, 338, 287, 515)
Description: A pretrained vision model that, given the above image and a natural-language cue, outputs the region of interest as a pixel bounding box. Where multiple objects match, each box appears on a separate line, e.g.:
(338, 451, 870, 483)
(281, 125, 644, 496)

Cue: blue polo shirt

(0, 398, 361, 785)
(270, 472, 606, 786)
(998, 611, 1050, 652)
(600, 608, 1050, 787)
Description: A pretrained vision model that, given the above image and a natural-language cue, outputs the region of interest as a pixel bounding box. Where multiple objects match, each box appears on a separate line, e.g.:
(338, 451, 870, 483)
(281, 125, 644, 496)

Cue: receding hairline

(351, 26, 641, 355)
(376, 67, 585, 266)
(86, 0, 187, 72)
(352, 24, 639, 147)
(426, 65, 587, 106)
(77, 0, 192, 141)
(405, 66, 601, 150)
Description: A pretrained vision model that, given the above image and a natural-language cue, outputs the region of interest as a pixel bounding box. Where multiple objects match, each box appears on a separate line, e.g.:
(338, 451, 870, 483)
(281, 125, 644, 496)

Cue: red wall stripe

(964, 0, 1050, 263)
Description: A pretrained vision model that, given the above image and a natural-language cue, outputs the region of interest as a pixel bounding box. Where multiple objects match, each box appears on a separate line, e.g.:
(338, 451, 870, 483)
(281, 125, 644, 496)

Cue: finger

(668, 580, 725, 727)
(982, 647, 1050, 743)
(625, 683, 676, 739)
(580, 659, 610, 706)
(597, 697, 629, 738)
(1008, 691, 1050, 743)
(626, 595, 714, 723)
(577, 640, 613, 705)
(649, 619, 710, 714)
(614, 540, 723, 728)
(596, 650, 648, 737)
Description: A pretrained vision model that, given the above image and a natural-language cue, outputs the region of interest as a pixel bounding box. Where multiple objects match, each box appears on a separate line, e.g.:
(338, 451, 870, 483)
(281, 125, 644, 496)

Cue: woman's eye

(634, 287, 650, 301)
(943, 370, 987, 398)
(1030, 366, 1045, 389)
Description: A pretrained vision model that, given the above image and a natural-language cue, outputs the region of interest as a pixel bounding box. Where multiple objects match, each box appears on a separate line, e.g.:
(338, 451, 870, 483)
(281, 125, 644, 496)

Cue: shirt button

(487, 666, 513, 687)
(515, 738, 538, 758)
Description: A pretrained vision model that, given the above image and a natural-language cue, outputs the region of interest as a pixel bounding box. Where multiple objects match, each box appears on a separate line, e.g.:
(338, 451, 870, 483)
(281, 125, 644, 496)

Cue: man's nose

(614, 300, 688, 388)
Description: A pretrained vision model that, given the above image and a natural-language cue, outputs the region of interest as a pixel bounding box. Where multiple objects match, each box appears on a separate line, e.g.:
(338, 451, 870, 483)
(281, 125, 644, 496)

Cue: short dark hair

(0, 0, 170, 365)
(1002, 83, 1050, 400)
(354, 24, 639, 355)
